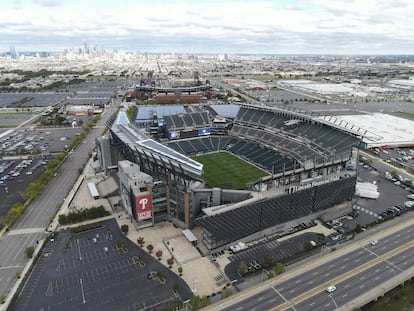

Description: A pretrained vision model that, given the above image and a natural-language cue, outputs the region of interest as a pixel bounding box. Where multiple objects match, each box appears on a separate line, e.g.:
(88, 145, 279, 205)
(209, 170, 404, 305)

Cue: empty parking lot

(12, 219, 192, 311)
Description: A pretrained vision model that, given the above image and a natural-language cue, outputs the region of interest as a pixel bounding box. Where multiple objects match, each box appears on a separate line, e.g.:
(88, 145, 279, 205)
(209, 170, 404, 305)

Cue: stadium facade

(96, 103, 360, 250)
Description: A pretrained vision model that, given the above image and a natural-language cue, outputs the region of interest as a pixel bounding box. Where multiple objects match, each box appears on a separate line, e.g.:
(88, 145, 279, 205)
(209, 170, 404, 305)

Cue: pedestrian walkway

(7, 228, 45, 235)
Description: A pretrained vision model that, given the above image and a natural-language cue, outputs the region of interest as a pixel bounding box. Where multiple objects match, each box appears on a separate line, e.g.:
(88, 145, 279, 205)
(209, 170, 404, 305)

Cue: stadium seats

(196, 175, 356, 249)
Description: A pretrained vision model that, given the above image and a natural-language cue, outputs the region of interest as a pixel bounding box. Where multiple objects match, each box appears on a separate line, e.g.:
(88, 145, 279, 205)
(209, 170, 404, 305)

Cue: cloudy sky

(1, 0, 413, 54)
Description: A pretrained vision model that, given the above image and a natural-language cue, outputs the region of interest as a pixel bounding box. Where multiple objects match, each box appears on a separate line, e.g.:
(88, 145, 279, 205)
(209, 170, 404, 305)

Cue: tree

(238, 261, 248, 276)
(121, 224, 129, 235)
(25, 246, 35, 258)
(221, 287, 233, 299)
(304, 241, 314, 251)
(137, 236, 145, 246)
(273, 262, 285, 275)
(263, 254, 273, 268)
(156, 250, 163, 260)
(167, 257, 174, 267)
(355, 223, 363, 233)
(146, 244, 154, 254)
(115, 239, 123, 249)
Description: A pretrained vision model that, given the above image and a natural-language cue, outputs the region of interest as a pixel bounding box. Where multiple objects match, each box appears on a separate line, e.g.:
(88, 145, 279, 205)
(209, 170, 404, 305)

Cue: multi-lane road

(208, 218, 414, 311)
(0, 104, 118, 302)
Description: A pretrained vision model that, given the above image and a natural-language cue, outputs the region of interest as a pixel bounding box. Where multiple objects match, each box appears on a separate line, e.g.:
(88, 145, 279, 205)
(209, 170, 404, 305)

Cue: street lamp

(77, 239, 82, 260)
(328, 293, 338, 309)
(80, 278, 86, 304)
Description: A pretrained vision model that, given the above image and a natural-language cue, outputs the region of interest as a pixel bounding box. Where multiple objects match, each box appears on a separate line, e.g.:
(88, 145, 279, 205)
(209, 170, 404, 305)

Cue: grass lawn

(193, 151, 268, 189)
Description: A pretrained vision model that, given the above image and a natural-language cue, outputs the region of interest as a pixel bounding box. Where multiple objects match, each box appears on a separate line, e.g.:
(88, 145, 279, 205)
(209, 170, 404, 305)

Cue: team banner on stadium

(136, 194, 152, 221)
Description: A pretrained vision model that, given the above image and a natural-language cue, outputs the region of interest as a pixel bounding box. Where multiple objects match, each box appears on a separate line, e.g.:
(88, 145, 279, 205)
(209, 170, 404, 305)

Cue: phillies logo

(139, 197, 149, 209)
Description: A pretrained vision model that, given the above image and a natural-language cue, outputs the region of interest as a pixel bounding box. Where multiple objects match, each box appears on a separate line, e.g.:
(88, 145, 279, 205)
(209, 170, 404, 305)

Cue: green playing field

(193, 151, 269, 189)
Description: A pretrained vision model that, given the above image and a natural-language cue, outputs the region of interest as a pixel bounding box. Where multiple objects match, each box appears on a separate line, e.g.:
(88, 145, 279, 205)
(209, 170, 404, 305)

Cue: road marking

(272, 286, 298, 311)
(375, 276, 380, 281)
(324, 303, 330, 307)
(344, 284, 350, 288)
(343, 293, 348, 298)
(360, 285, 365, 288)
(340, 265, 346, 269)
(295, 279, 301, 283)
(309, 302, 315, 306)
(270, 298, 277, 303)
(0, 265, 25, 270)
(307, 281, 313, 285)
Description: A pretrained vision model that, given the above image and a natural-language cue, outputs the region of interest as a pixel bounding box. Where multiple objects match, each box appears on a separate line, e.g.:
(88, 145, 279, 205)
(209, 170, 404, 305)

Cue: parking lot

(13, 219, 192, 311)
(329, 160, 414, 239)
(0, 126, 84, 221)
(224, 232, 324, 284)
(0, 93, 68, 108)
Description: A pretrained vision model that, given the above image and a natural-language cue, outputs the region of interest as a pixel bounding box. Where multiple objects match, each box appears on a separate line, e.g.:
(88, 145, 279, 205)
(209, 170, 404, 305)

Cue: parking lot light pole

(80, 278, 86, 304)
(328, 293, 338, 309)
(77, 239, 82, 260)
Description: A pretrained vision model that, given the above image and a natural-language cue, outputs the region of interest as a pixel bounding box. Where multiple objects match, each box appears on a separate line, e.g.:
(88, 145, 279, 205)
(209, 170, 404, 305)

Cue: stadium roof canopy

(317, 113, 414, 148)
(111, 110, 203, 177)
(211, 104, 240, 118)
(135, 105, 185, 123)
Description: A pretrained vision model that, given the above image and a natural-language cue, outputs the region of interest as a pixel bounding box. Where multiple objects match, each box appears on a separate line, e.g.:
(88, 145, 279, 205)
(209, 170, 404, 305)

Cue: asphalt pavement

(12, 219, 192, 311)
(211, 217, 414, 311)
(0, 103, 118, 303)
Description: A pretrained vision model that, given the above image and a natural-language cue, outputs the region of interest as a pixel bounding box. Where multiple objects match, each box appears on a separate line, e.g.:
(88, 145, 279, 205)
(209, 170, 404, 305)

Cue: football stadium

(97, 101, 360, 251)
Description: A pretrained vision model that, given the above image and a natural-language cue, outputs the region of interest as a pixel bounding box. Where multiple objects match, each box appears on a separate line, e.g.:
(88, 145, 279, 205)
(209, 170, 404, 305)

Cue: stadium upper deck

(110, 110, 203, 181)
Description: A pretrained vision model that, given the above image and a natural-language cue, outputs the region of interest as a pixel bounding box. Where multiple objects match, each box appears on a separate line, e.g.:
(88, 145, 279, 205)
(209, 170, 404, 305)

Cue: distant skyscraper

(84, 41, 90, 54)
(9, 45, 18, 59)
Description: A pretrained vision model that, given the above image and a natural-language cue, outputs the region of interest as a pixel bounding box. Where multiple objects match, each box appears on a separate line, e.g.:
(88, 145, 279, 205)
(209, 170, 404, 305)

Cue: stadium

(97, 101, 360, 251)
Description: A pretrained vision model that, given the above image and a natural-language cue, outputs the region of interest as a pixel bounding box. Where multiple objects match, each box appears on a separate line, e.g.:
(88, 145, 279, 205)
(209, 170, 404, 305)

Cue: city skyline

(1, 0, 414, 55)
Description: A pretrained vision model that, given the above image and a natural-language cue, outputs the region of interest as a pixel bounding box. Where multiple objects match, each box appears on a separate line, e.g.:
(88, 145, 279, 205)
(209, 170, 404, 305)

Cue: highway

(0, 103, 118, 300)
(209, 219, 414, 311)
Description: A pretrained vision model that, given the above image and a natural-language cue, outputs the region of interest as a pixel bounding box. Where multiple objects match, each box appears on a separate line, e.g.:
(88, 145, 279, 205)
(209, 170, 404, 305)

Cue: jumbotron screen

(198, 128, 211, 136)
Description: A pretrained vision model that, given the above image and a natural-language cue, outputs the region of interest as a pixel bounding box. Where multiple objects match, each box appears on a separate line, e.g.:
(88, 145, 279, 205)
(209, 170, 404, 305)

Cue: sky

(1, 0, 414, 55)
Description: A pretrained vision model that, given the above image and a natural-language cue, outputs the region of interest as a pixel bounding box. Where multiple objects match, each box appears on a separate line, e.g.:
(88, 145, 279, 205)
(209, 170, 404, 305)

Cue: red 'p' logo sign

(139, 198, 149, 209)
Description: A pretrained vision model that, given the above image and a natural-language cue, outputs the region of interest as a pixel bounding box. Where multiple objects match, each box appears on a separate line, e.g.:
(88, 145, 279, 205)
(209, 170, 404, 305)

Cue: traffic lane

(221, 288, 282, 311)
(17, 120, 107, 229)
(17, 134, 95, 229)
(239, 235, 414, 308)
(295, 261, 392, 311)
(331, 248, 414, 309)
(276, 248, 376, 296)
(0, 232, 44, 267)
(278, 232, 414, 306)
(234, 247, 379, 310)
(369, 226, 414, 256)
(295, 246, 414, 311)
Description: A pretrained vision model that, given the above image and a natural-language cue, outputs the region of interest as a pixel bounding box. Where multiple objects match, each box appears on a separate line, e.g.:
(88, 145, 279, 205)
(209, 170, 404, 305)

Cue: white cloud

(33, 0, 64, 7)
(1, 0, 414, 54)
